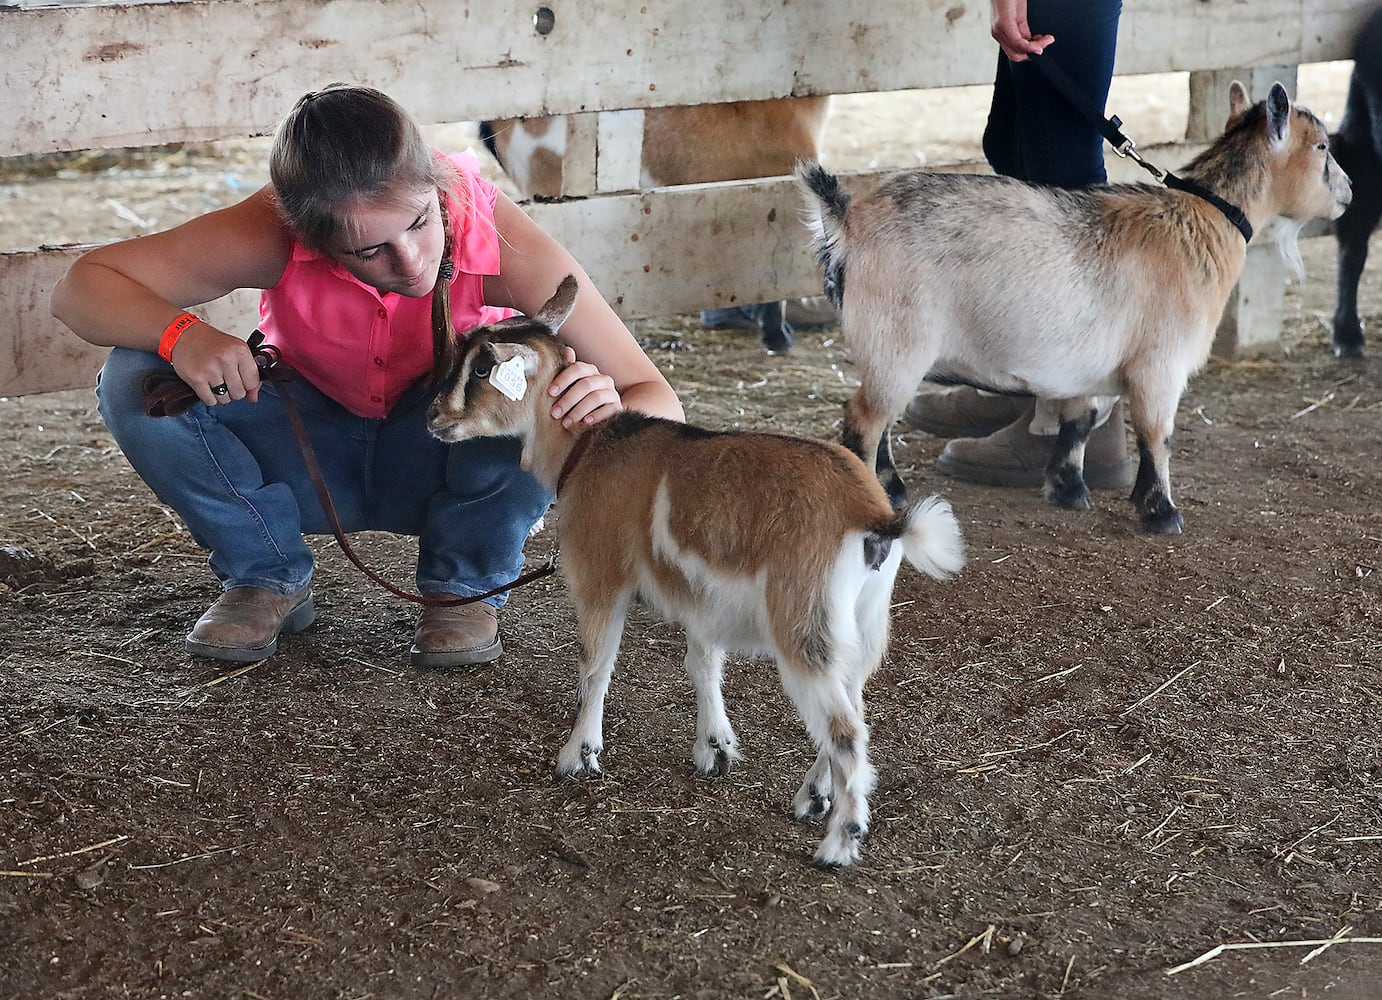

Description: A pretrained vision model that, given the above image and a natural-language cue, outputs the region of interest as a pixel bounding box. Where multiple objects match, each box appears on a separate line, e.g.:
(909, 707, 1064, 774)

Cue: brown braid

(429, 191, 457, 385)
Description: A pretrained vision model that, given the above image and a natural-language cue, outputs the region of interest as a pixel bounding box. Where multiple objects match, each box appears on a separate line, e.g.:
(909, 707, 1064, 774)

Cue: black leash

(1028, 52, 1253, 242)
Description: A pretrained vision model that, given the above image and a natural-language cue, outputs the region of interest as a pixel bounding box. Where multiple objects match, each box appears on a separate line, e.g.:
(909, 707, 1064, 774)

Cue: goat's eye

(471, 365, 491, 380)
(1316, 141, 1328, 151)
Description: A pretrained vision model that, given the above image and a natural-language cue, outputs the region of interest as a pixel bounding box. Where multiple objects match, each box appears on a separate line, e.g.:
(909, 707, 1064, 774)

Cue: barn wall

(1, 0, 1373, 395)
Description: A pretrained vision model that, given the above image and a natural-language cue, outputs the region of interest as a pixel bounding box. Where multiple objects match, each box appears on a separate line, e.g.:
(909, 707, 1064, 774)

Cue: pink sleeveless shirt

(258, 151, 515, 419)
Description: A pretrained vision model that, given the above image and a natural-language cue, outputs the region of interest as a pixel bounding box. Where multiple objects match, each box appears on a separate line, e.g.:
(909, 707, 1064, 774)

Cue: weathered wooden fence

(1, 0, 1373, 397)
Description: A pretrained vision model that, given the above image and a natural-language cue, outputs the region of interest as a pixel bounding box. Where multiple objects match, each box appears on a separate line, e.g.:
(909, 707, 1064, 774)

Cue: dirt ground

(3, 69, 1381, 1000)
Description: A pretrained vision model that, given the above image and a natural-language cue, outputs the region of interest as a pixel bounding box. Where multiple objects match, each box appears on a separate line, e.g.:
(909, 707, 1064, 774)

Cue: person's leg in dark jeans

(984, 0, 1122, 188)
(920, 0, 1134, 491)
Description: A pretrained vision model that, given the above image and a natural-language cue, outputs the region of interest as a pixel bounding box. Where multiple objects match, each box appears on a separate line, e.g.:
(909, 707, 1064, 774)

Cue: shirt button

(374, 357, 384, 366)
(377, 308, 387, 319)
(370, 395, 382, 403)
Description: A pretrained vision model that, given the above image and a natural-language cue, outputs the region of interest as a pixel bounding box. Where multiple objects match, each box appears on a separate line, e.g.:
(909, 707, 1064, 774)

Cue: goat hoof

(1332, 318, 1364, 358)
(694, 746, 733, 778)
(760, 324, 793, 353)
(1046, 479, 1091, 510)
(811, 832, 862, 868)
(793, 786, 832, 823)
(1142, 508, 1185, 534)
(693, 735, 739, 777)
(555, 741, 603, 778)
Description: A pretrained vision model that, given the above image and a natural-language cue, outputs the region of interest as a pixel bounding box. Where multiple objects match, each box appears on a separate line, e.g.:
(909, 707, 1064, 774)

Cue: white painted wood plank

(1301, 0, 1378, 63)
(1, 247, 261, 397)
(596, 111, 645, 194)
(559, 116, 599, 200)
(3, 172, 884, 397)
(3, 0, 1373, 156)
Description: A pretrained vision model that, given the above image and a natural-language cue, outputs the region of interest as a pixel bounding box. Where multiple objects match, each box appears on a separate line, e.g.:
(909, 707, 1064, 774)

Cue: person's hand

(548, 346, 623, 428)
(989, 0, 1054, 61)
(169, 323, 262, 406)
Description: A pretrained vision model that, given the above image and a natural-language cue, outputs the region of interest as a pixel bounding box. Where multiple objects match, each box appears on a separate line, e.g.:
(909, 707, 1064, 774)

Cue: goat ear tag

(492, 356, 527, 401)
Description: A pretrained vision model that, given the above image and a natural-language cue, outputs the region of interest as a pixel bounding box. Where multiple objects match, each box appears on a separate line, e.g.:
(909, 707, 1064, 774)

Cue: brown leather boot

(185, 586, 315, 663)
(936, 401, 1136, 489)
(784, 295, 838, 328)
(903, 387, 1033, 438)
(410, 602, 502, 668)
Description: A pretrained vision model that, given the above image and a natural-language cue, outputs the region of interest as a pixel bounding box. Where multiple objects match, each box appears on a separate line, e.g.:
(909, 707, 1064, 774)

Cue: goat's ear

(1227, 80, 1251, 125)
(534, 274, 579, 334)
(487, 341, 542, 375)
(1265, 82, 1291, 148)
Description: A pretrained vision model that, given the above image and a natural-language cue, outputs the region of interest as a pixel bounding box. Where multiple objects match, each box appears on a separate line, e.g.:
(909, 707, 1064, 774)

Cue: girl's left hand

(548, 347, 624, 428)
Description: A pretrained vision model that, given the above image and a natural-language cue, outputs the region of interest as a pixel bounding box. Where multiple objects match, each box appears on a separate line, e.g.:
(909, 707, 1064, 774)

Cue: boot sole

(937, 454, 1136, 491)
(902, 398, 1033, 438)
(184, 596, 316, 664)
(410, 634, 504, 669)
(904, 415, 1025, 438)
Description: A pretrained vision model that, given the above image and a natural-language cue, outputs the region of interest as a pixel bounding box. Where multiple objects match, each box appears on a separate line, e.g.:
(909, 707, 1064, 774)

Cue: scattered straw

(1120, 661, 1200, 716)
(179, 659, 267, 695)
(1290, 391, 1336, 419)
(773, 963, 821, 1000)
(1167, 933, 1382, 975)
(979, 730, 1074, 761)
(65, 650, 142, 667)
(129, 844, 243, 870)
(18, 834, 128, 867)
(937, 924, 995, 966)
(1058, 955, 1076, 995)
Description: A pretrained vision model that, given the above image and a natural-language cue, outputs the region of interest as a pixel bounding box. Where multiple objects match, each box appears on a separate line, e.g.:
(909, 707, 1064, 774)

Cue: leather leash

(143, 331, 558, 607)
(1028, 52, 1254, 242)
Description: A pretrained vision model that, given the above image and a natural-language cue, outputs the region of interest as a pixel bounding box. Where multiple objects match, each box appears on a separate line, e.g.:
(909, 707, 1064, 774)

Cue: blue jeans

(983, 0, 1123, 189)
(96, 348, 552, 604)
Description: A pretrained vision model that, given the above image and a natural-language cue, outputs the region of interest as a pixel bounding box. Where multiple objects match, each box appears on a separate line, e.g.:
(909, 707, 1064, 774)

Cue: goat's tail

(794, 160, 850, 308)
(898, 496, 966, 581)
(477, 120, 504, 169)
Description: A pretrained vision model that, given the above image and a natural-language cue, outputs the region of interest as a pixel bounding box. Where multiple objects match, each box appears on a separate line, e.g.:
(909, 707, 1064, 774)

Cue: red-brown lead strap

(144, 330, 558, 606)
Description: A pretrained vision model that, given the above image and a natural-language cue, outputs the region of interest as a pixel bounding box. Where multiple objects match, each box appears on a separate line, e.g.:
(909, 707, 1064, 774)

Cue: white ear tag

(491, 355, 528, 401)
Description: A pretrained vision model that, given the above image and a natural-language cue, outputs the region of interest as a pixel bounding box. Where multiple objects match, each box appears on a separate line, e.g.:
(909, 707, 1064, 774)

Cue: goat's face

(426, 274, 579, 444)
(427, 334, 547, 444)
(1230, 81, 1352, 221)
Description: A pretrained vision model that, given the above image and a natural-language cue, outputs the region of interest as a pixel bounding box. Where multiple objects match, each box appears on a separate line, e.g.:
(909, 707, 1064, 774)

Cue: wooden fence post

(1190, 66, 1298, 357)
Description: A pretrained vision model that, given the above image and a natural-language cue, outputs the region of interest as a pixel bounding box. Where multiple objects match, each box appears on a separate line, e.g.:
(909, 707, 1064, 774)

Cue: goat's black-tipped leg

(876, 430, 908, 509)
(754, 300, 794, 353)
(1044, 409, 1095, 510)
(1131, 438, 1184, 533)
(1139, 492, 1185, 534)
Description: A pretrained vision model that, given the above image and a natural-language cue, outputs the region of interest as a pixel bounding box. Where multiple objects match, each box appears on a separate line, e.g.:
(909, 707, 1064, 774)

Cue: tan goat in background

(480, 97, 832, 352)
(426, 276, 965, 868)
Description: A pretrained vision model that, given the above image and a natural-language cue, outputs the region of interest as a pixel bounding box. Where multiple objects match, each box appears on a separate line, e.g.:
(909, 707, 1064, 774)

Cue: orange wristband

(157, 313, 202, 363)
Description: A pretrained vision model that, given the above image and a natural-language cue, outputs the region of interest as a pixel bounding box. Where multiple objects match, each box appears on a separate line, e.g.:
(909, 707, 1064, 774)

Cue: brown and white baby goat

(797, 82, 1352, 533)
(426, 275, 965, 868)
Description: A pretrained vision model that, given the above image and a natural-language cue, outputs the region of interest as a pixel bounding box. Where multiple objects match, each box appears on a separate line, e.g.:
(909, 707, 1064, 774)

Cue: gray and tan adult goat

(425, 275, 965, 868)
(797, 82, 1352, 533)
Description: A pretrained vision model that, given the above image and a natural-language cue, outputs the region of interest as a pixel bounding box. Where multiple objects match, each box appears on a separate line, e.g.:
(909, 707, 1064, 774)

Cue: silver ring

(211, 383, 229, 396)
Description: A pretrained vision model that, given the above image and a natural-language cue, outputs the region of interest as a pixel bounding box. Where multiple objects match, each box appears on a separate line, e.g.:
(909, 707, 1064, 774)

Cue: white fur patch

(492, 355, 527, 401)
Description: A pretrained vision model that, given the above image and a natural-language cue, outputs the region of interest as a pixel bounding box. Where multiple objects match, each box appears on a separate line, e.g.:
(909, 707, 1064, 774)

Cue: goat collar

(555, 427, 597, 495)
(1162, 172, 1254, 242)
(1025, 53, 1253, 243)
